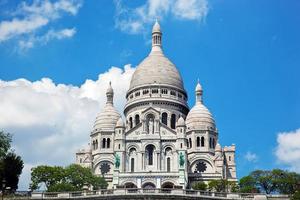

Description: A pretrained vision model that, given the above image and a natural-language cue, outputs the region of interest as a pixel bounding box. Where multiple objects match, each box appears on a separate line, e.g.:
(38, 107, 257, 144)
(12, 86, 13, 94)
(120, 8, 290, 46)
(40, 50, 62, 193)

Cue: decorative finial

(195, 80, 203, 103)
(106, 81, 114, 104)
(151, 19, 163, 54)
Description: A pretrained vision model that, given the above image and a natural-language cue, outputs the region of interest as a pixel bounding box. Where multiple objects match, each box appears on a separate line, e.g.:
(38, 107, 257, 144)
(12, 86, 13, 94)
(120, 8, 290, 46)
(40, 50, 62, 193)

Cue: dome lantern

(151, 19, 163, 54)
(106, 81, 114, 105)
(195, 79, 203, 103)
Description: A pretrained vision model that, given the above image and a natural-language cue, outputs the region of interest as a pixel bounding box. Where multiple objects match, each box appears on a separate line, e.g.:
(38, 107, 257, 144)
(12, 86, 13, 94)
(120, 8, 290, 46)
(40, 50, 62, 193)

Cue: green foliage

(30, 165, 65, 190)
(239, 169, 300, 195)
(271, 169, 300, 195)
(0, 131, 23, 193)
(192, 181, 207, 191)
(208, 180, 226, 192)
(208, 179, 238, 193)
(2, 152, 24, 191)
(250, 170, 275, 194)
(0, 131, 12, 159)
(48, 183, 76, 192)
(292, 190, 300, 200)
(30, 164, 108, 192)
(239, 175, 259, 193)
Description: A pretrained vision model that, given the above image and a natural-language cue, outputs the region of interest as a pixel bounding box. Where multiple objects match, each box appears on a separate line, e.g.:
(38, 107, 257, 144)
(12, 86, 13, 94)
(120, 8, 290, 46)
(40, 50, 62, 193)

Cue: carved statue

(149, 117, 154, 134)
(115, 153, 120, 169)
(179, 152, 185, 167)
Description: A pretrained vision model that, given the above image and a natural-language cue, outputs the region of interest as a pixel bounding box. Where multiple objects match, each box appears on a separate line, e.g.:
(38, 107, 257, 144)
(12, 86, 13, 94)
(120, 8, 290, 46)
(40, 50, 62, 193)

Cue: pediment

(160, 122, 176, 136)
(125, 123, 143, 139)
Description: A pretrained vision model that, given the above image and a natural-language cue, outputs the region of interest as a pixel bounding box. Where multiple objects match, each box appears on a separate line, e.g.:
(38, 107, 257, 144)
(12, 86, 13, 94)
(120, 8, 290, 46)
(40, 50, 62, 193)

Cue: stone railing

(30, 189, 290, 200)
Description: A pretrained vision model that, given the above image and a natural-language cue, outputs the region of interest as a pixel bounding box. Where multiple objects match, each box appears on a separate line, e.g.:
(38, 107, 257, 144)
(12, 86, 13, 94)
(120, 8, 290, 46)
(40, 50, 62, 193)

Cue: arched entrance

(161, 182, 174, 189)
(142, 182, 156, 189)
(124, 182, 137, 188)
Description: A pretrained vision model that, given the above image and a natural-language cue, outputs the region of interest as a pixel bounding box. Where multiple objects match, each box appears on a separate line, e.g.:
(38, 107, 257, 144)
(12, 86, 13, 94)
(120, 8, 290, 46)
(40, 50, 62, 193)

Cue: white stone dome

(128, 20, 185, 92)
(93, 83, 121, 131)
(129, 54, 185, 91)
(186, 102, 215, 130)
(93, 105, 121, 131)
(177, 116, 185, 127)
(186, 82, 215, 130)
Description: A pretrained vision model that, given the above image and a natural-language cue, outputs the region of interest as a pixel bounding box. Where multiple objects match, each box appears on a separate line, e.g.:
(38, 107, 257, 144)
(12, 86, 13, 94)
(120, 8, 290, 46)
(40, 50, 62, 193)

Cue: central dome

(128, 21, 185, 93)
(129, 54, 184, 91)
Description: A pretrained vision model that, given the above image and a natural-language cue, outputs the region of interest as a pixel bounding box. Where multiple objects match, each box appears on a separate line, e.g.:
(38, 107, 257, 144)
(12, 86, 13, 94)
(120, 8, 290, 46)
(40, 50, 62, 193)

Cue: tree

(208, 180, 226, 192)
(239, 175, 259, 193)
(271, 169, 300, 195)
(250, 170, 276, 194)
(0, 131, 23, 193)
(2, 152, 24, 192)
(30, 164, 107, 191)
(0, 131, 12, 159)
(30, 166, 65, 190)
(192, 182, 207, 191)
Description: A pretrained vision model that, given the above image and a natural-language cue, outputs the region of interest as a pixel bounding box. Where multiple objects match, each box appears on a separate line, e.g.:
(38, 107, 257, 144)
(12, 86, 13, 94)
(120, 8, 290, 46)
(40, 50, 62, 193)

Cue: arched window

(102, 138, 106, 148)
(180, 143, 183, 148)
(212, 138, 215, 148)
(197, 137, 200, 147)
(129, 117, 133, 129)
(187, 140, 189, 148)
(209, 138, 212, 148)
(96, 140, 98, 149)
(107, 138, 111, 148)
(167, 157, 171, 172)
(146, 145, 155, 165)
(135, 114, 140, 125)
(171, 114, 176, 129)
(189, 138, 192, 148)
(229, 156, 231, 161)
(118, 144, 121, 149)
(162, 112, 168, 125)
(201, 136, 205, 147)
(131, 158, 134, 172)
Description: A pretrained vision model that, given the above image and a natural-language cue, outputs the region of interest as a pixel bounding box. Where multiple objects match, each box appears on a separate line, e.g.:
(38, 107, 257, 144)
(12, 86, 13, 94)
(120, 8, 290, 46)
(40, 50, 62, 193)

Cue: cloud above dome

(0, 65, 135, 190)
(114, 0, 209, 34)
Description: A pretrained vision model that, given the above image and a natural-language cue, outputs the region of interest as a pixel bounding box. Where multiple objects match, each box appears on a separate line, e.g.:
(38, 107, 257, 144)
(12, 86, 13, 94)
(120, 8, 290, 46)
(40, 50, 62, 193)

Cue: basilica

(76, 21, 237, 189)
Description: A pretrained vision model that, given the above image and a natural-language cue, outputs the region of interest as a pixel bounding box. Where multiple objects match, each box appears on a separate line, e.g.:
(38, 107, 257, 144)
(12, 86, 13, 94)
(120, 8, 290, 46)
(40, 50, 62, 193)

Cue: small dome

(177, 116, 185, 127)
(116, 117, 125, 127)
(152, 20, 161, 33)
(93, 104, 121, 131)
(93, 83, 121, 131)
(186, 102, 215, 130)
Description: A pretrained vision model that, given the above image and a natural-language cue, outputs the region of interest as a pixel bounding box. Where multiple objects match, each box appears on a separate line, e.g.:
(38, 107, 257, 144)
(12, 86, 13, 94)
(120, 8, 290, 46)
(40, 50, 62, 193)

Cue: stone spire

(151, 19, 163, 54)
(106, 81, 114, 105)
(195, 79, 203, 103)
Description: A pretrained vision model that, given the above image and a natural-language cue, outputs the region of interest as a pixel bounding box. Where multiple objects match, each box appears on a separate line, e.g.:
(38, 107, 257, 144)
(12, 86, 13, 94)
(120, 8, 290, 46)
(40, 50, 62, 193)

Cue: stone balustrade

(30, 189, 290, 200)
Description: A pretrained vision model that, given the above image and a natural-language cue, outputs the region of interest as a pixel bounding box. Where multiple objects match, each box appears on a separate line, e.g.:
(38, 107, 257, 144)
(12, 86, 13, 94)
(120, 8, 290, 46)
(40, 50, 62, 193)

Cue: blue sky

(0, 0, 300, 190)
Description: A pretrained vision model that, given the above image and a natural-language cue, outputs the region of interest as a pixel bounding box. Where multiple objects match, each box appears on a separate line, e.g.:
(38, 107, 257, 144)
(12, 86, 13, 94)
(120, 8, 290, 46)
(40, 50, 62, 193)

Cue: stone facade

(76, 21, 237, 189)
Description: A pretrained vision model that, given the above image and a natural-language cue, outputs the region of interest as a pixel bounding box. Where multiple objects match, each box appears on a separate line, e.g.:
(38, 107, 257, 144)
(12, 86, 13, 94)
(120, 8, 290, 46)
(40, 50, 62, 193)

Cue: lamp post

(2, 179, 6, 200)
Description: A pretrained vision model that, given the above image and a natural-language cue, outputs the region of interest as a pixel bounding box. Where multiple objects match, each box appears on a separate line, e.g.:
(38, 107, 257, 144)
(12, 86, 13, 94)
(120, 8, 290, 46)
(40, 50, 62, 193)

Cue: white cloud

(0, 0, 82, 49)
(18, 28, 76, 50)
(114, 0, 209, 34)
(0, 65, 135, 190)
(275, 128, 300, 172)
(244, 151, 258, 162)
